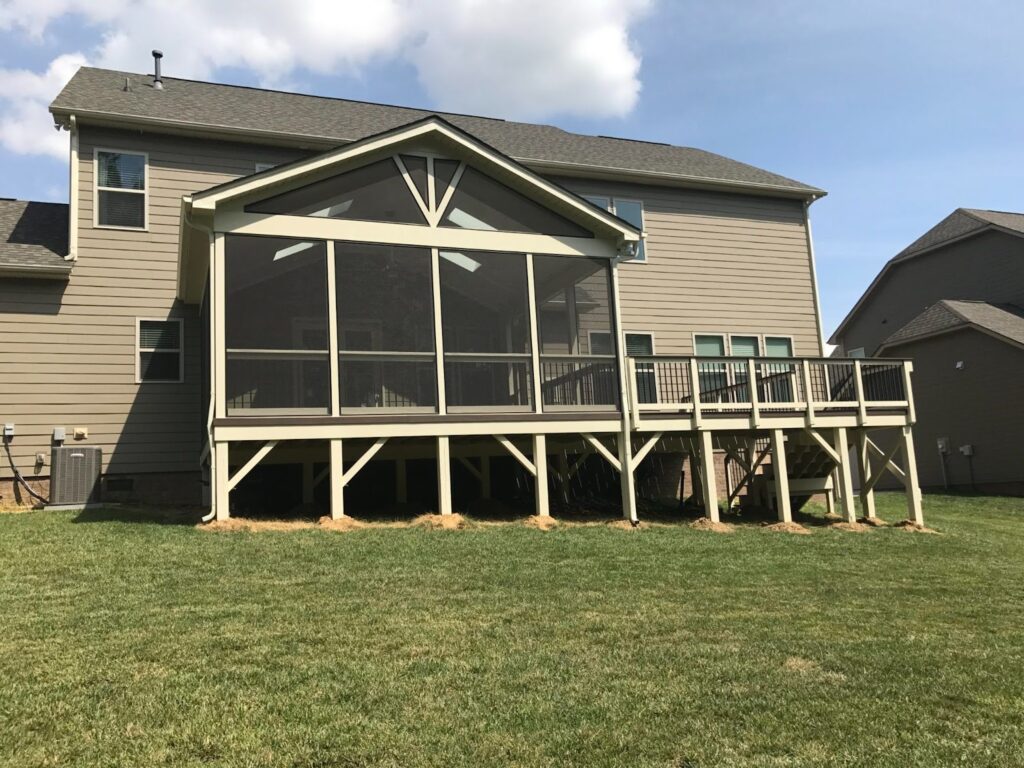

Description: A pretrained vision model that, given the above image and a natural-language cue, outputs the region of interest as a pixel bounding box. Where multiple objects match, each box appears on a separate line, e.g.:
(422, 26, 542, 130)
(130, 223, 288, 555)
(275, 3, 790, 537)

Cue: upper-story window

(96, 150, 147, 230)
(583, 195, 646, 261)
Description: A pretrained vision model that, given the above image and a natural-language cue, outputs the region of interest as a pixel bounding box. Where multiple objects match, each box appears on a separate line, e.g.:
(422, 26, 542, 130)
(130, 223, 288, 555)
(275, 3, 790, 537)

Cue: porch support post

(833, 427, 856, 523)
(214, 441, 230, 521)
(395, 459, 407, 504)
(856, 430, 876, 520)
(901, 425, 924, 526)
(430, 247, 447, 414)
(437, 436, 453, 515)
(480, 455, 491, 499)
(533, 434, 550, 517)
(329, 438, 344, 519)
(618, 432, 638, 523)
(770, 429, 792, 523)
(698, 430, 720, 523)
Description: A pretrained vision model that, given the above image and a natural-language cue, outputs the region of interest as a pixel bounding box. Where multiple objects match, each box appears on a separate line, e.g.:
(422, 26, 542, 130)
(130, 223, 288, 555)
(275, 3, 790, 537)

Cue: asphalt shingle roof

(50, 67, 823, 197)
(0, 200, 70, 275)
(895, 208, 1024, 259)
(882, 299, 1024, 349)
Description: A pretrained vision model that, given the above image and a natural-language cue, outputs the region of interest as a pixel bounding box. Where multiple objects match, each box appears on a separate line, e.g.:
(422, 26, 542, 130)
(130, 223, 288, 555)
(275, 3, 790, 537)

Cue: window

(533, 255, 617, 407)
(96, 150, 146, 229)
(762, 337, 795, 402)
(254, 162, 276, 173)
(440, 250, 533, 409)
(764, 337, 793, 357)
(246, 157, 427, 225)
(847, 347, 866, 358)
(137, 319, 182, 383)
(582, 195, 645, 261)
(336, 242, 436, 410)
(624, 332, 656, 403)
(224, 235, 330, 413)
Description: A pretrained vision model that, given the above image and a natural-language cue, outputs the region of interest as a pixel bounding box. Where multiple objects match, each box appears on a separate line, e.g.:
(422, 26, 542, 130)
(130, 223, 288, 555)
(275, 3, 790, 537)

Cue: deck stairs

(722, 433, 836, 511)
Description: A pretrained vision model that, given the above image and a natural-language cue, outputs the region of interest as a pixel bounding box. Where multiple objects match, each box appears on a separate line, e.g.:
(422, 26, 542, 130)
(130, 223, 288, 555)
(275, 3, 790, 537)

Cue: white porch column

(856, 430, 877, 520)
(833, 427, 856, 523)
(698, 431, 720, 523)
(533, 434, 550, 517)
(214, 441, 230, 521)
(329, 438, 345, 519)
(902, 425, 924, 526)
(770, 429, 792, 523)
(437, 436, 453, 515)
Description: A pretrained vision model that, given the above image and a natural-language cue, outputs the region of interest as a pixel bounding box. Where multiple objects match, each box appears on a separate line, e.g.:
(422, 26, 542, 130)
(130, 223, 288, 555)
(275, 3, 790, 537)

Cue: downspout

(67, 115, 79, 262)
(802, 198, 826, 355)
(184, 206, 218, 522)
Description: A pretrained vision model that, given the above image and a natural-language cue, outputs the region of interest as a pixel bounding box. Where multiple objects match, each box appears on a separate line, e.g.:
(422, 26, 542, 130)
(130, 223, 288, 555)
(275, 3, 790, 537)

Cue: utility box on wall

(49, 446, 102, 506)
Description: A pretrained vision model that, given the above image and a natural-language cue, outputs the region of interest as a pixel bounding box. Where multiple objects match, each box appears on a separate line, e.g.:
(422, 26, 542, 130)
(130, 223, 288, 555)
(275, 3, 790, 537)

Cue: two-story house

(831, 208, 1024, 495)
(0, 59, 924, 525)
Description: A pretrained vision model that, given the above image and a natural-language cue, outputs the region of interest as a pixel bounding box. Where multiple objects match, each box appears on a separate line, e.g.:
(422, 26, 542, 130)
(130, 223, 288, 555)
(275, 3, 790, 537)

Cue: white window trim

(94, 148, 148, 231)
(846, 347, 866, 358)
(693, 332, 728, 356)
(762, 334, 796, 358)
(586, 329, 614, 356)
(692, 332, 798, 357)
(136, 317, 184, 384)
(623, 330, 656, 355)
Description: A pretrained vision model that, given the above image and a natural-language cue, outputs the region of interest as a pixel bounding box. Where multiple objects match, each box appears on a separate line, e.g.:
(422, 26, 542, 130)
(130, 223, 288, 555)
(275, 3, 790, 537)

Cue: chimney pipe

(152, 50, 164, 90)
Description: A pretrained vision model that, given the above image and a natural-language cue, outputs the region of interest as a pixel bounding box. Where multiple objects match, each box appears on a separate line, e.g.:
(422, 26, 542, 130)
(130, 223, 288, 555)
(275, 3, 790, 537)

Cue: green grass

(2, 494, 1023, 767)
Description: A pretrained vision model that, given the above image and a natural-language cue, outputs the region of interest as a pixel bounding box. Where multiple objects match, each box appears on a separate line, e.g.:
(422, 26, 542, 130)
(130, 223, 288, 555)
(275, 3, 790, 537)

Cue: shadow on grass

(72, 505, 204, 526)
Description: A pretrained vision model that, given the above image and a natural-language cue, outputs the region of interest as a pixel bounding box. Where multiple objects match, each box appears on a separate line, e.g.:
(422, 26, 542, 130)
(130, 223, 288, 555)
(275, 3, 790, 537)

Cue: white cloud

(0, 53, 86, 158)
(0, 0, 650, 158)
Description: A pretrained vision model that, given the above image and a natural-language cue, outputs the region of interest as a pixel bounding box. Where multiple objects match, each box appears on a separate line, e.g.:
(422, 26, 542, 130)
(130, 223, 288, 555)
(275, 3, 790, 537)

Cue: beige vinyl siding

(0, 126, 301, 481)
(555, 178, 821, 356)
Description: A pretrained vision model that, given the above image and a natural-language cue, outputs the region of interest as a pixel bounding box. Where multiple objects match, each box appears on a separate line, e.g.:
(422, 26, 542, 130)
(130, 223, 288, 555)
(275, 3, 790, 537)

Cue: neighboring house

(831, 209, 1024, 495)
(0, 61, 924, 524)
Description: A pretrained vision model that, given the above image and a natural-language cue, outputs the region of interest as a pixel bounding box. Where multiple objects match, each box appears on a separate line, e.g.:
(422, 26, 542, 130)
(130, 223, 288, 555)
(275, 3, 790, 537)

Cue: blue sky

(1, 0, 1021, 338)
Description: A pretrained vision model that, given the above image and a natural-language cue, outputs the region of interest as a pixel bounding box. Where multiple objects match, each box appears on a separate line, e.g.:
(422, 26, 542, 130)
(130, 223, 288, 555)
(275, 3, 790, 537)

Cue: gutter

(0, 263, 73, 279)
(67, 115, 79, 261)
(52, 107, 827, 201)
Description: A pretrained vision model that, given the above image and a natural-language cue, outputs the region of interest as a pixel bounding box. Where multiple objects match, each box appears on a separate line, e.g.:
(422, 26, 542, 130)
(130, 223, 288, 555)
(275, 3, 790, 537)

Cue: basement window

(137, 319, 183, 383)
(96, 150, 147, 229)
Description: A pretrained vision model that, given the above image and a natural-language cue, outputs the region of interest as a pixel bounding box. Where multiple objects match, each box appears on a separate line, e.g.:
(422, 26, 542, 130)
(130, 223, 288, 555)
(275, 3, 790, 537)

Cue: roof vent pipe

(152, 50, 164, 90)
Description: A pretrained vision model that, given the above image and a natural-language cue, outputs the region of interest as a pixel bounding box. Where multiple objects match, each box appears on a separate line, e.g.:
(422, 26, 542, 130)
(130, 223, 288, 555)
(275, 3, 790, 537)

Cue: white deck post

(618, 431, 638, 523)
(480, 455, 491, 499)
(533, 434, 550, 516)
(901, 425, 924, 525)
(214, 441, 230, 521)
(770, 429, 792, 523)
(329, 438, 344, 519)
(698, 430, 720, 523)
(856, 430, 876, 520)
(395, 458, 407, 504)
(437, 436, 452, 515)
(833, 427, 856, 523)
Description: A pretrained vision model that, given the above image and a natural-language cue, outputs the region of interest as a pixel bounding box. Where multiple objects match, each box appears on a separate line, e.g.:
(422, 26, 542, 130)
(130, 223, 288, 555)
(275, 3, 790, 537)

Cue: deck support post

(395, 458, 407, 504)
(556, 452, 570, 503)
(825, 480, 837, 518)
(214, 441, 230, 521)
(533, 434, 550, 517)
(856, 430, 876, 520)
(618, 432, 638, 523)
(770, 429, 792, 523)
(437, 436, 452, 515)
(329, 438, 344, 519)
(698, 431, 720, 523)
(833, 427, 856, 523)
(901, 425, 924, 526)
(302, 461, 315, 505)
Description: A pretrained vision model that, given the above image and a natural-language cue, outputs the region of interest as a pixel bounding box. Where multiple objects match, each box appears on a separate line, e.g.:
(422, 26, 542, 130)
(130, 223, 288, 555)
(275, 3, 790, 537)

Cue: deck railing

(625, 356, 913, 423)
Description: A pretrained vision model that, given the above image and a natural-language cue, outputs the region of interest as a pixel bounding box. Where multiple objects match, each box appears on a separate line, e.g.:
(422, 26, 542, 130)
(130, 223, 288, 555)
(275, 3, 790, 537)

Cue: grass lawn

(2, 494, 1023, 767)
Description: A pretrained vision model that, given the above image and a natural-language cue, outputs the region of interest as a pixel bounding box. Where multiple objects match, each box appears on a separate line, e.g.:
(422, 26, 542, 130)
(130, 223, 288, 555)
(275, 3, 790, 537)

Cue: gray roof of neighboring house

(895, 208, 1024, 260)
(50, 67, 824, 198)
(0, 200, 70, 277)
(830, 207, 1024, 343)
(881, 299, 1024, 350)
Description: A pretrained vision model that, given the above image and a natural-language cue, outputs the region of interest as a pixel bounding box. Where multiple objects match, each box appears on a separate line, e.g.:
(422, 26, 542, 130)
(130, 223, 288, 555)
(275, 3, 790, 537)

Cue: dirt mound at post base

(411, 513, 467, 530)
(894, 520, 940, 534)
(763, 521, 811, 534)
(688, 517, 735, 533)
(524, 515, 559, 530)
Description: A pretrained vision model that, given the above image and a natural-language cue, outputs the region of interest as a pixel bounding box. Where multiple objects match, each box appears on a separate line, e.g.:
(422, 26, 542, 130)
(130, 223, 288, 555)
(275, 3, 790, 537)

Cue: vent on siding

(50, 446, 102, 505)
